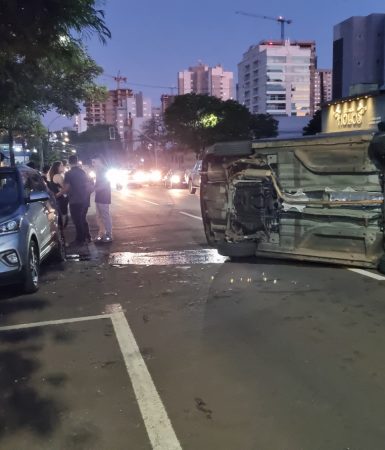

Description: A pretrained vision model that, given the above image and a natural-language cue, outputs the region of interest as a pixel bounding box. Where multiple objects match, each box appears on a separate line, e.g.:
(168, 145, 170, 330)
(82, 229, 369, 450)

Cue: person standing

(93, 156, 112, 243)
(48, 161, 69, 228)
(58, 155, 93, 246)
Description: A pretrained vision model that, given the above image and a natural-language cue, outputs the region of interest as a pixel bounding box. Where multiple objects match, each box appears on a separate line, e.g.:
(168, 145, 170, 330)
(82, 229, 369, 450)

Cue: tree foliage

(164, 94, 278, 154)
(70, 125, 123, 164)
(303, 109, 322, 135)
(0, 0, 110, 164)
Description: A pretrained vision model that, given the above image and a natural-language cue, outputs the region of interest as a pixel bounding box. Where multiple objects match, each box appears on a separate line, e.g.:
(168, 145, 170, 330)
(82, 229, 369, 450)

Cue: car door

(22, 170, 55, 255)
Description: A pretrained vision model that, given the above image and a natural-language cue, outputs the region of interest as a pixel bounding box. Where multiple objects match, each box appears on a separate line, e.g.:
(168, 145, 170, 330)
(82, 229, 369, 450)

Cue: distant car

(186, 160, 202, 194)
(164, 169, 188, 189)
(0, 166, 65, 293)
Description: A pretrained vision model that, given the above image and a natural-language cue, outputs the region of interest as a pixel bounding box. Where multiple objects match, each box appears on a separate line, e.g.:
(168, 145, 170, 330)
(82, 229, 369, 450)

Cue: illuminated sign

(333, 99, 368, 128)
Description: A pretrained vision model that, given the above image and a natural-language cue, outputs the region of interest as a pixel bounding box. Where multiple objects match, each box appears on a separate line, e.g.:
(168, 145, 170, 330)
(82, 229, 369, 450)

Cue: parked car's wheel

(23, 240, 40, 293)
(189, 179, 197, 194)
(51, 234, 66, 263)
(217, 241, 257, 258)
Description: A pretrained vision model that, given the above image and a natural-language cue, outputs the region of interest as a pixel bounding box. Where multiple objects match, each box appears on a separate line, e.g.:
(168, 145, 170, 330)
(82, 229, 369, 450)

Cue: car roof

(0, 165, 39, 174)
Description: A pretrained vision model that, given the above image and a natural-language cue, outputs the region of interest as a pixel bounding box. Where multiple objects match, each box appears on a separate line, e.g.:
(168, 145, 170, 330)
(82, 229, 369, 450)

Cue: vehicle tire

(23, 240, 40, 293)
(51, 234, 66, 263)
(217, 241, 257, 258)
(189, 180, 197, 194)
(377, 255, 385, 274)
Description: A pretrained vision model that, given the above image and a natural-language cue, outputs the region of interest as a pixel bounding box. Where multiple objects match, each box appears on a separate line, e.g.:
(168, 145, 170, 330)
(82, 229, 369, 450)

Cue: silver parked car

(186, 160, 202, 194)
(0, 166, 65, 293)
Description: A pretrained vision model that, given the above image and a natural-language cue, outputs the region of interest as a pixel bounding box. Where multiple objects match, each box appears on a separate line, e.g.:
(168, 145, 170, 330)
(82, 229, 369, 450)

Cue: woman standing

(48, 161, 69, 229)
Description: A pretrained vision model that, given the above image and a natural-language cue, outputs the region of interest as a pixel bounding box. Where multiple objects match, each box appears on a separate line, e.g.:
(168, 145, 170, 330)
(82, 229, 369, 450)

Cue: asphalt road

(1, 185, 385, 450)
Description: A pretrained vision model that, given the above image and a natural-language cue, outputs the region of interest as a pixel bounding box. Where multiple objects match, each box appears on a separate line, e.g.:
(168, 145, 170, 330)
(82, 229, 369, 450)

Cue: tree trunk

(8, 129, 15, 167)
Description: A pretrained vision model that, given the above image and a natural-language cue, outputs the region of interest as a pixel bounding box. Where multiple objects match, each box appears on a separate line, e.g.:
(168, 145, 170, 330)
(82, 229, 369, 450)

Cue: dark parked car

(200, 131, 385, 272)
(0, 165, 65, 293)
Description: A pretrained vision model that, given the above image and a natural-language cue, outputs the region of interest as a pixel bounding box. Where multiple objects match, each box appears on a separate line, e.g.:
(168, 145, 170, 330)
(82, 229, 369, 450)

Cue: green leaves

(164, 94, 278, 155)
(303, 109, 322, 135)
(0, 0, 110, 165)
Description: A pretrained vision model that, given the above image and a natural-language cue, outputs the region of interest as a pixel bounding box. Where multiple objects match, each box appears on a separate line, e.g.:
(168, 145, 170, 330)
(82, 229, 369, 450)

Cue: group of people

(31, 155, 113, 247)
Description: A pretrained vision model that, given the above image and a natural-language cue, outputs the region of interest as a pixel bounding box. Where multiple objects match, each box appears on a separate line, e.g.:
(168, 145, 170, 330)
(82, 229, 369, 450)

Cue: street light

(131, 129, 159, 169)
(44, 114, 66, 169)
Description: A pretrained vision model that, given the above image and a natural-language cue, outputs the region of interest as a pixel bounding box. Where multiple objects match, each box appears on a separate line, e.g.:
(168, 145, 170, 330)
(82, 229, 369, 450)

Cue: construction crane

(236, 10, 292, 41)
(103, 72, 177, 94)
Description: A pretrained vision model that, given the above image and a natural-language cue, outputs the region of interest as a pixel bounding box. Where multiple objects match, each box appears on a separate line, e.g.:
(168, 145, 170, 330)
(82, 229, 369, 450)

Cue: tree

(71, 125, 123, 164)
(0, 0, 110, 165)
(303, 109, 322, 135)
(165, 94, 278, 156)
(250, 114, 279, 139)
(0, 109, 44, 166)
(0, 0, 110, 57)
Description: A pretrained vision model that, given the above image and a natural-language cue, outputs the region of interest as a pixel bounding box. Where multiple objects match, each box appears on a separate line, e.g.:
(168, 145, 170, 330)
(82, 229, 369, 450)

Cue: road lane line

(179, 211, 202, 221)
(143, 199, 160, 206)
(0, 314, 110, 331)
(111, 310, 182, 450)
(348, 268, 385, 281)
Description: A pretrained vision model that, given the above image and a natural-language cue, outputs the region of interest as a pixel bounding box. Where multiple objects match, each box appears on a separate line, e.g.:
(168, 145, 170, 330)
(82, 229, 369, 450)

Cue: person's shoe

(102, 235, 113, 243)
(94, 235, 104, 244)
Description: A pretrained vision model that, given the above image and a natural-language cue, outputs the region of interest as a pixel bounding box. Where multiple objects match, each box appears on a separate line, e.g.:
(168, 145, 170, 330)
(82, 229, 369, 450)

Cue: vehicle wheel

(378, 255, 385, 274)
(189, 180, 197, 194)
(217, 241, 257, 258)
(51, 234, 66, 263)
(23, 241, 40, 293)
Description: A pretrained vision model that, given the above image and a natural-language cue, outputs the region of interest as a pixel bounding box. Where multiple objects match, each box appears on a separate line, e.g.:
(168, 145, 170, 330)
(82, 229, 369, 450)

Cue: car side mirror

(28, 191, 50, 203)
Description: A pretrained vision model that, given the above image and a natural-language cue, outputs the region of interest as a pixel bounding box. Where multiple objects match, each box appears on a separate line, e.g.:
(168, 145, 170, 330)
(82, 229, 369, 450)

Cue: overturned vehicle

(200, 131, 385, 271)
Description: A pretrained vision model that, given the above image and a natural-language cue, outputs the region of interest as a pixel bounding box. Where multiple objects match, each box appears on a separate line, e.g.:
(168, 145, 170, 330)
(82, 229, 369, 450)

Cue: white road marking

(111, 310, 182, 450)
(0, 314, 109, 331)
(348, 268, 385, 281)
(179, 211, 202, 221)
(143, 199, 160, 206)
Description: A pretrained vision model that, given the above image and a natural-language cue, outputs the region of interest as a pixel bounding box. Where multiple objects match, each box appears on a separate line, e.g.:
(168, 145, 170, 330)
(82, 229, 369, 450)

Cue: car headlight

(133, 171, 149, 183)
(171, 174, 181, 183)
(149, 170, 162, 182)
(0, 217, 21, 234)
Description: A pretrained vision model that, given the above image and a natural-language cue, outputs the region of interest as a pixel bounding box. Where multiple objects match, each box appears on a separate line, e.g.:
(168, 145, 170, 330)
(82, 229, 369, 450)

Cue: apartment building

(178, 63, 233, 100)
(238, 40, 316, 116)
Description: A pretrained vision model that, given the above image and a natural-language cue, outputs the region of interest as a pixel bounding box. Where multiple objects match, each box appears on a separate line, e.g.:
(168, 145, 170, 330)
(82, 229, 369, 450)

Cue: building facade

(85, 90, 152, 138)
(237, 40, 316, 117)
(333, 14, 385, 99)
(73, 113, 88, 133)
(160, 94, 176, 114)
(314, 69, 333, 110)
(178, 63, 233, 100)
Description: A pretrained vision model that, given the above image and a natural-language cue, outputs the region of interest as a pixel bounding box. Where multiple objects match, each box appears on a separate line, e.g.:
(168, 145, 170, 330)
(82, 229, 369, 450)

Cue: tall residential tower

(237, 40, 316, 116)
(178, 63, 234, 100)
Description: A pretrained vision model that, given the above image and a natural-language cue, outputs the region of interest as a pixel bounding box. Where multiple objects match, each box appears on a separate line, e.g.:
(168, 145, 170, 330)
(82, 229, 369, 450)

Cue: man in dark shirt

(60, 155, 93, 245)
(92, 156, 112, 243)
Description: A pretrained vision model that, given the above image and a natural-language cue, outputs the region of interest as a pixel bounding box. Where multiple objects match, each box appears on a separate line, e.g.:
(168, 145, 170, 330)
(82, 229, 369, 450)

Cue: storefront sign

(333, 99, 368, 128)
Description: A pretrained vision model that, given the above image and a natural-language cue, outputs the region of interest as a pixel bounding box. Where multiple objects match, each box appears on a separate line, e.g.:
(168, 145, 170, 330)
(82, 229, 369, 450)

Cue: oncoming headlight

(171, 174, 181, 184)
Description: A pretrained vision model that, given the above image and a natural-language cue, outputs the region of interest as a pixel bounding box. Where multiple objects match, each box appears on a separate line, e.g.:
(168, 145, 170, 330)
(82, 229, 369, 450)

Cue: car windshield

(0, 172, 19, 216)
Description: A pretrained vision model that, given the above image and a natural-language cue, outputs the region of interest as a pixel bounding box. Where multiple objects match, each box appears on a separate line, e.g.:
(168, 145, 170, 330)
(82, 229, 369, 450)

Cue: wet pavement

(1, 187, 385, 449)
(109, 249, 228, 266)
